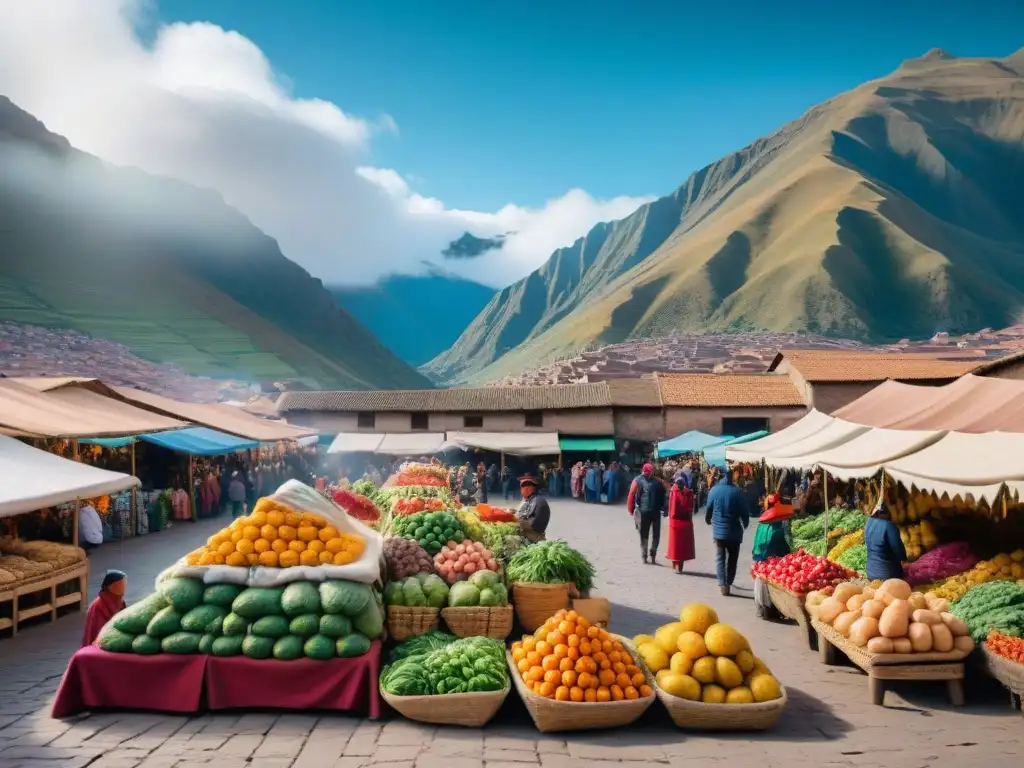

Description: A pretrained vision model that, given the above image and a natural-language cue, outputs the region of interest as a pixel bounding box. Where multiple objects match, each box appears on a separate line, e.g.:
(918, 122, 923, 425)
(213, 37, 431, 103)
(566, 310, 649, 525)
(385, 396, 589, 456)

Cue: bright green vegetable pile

(98, 577, 382, 659)
(836, 544, 867, 575)
(792, 508, 865, 551)
(386, 630, 456, 663)
(505, 540, 595, 592)
(951, 581, 1024, 642)
(380, 636, 508, 695)
(479, 522, 525, 564)
(384, 573, 449, 608)
(448, 570, 509, 607)
(390, 511, 464, 554)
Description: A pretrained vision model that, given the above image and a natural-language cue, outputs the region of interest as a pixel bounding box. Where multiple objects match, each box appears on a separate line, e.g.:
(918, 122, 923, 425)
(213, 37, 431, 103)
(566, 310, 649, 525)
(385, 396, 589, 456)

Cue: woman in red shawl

(667, 471, 696, 573)
(82, 570, 127, 647)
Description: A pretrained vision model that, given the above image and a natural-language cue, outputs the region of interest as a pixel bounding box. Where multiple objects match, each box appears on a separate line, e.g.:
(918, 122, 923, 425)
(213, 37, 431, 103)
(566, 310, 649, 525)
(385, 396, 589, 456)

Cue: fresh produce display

(395, 462, 449, 488)
(827, 530, 864, 562)
(393, 497, 446, 516)
(455, 509, 485, 542)
(511, 608, 650, 702)
(434, 540, 500, 584)
(446, 570, 509, 607)
(835, 545, 867, 576)
(950, 580, 1024, 642)
(97, 577, 383, 658)
(985, 630, 1024, 664)
(808, 578, 975, 655)
(927, 549, 1024, 601)
(330, 489, 381, 524)
(184, 498, 365, 568)
(475, 504, 518, 523)
(386, 630, 457, 663)
(381, 636, 508, 695)
(750, 551, 854, 594)
(506, 540, 595, 593)
(478, 522, 526, 565)
(390, 511, 464, 555)
(904, 542, 980, 587)
(898, 520, 941, 561)
(382, 537, 436, 581)
(637, 602, 784, 705)
(383, 573, 449, 608)
(792, 508, 864, 551)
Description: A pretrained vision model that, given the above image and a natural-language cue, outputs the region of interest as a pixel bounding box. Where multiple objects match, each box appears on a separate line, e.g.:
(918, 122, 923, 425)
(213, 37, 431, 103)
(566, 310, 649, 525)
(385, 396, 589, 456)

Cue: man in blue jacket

(705, 471, 750, 596)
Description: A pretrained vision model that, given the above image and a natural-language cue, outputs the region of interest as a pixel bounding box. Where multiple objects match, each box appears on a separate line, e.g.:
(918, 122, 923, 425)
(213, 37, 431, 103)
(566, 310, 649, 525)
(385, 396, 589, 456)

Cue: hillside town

(489, 327, 1024, 386)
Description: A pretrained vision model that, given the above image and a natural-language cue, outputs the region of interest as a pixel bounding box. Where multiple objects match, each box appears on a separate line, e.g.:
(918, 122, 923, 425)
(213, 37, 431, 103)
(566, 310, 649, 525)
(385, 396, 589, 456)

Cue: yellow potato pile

(186, 498, 365, 568)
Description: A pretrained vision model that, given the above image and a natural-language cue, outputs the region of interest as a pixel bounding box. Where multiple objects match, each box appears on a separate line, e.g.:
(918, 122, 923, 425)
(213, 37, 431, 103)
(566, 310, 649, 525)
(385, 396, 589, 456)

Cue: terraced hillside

(426, 49, 1024, 385)
(0, 97, 430, 389)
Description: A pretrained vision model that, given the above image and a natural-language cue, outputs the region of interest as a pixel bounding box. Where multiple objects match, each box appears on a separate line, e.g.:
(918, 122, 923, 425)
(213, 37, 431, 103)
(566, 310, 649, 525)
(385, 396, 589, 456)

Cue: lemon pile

(634, 603, 782, 704)
(185, 498, 365, 568)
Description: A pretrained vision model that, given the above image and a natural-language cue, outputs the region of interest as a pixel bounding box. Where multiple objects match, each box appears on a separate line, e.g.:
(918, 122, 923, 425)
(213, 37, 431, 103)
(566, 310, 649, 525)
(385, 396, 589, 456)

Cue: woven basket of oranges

(507, 609, 656, 732)
(185, 497, 366, 568)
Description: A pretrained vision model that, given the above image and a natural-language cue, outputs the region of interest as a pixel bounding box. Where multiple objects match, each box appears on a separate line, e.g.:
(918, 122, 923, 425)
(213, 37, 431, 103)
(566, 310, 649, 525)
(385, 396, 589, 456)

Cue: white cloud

(0, 0, 652, 287)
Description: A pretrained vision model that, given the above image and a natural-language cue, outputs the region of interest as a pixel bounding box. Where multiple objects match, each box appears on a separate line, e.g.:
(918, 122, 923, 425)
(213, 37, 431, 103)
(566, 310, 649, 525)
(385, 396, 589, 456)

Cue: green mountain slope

(330, 267, 495, 366)
(0, 96, 431, 390)
(426, 48, 1024, 385)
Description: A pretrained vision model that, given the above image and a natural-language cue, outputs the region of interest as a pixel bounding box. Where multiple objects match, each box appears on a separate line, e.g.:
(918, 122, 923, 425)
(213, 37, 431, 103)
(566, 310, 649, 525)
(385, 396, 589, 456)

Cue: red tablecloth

(52, 646, 207, 718)
(204, 640, 382, 717)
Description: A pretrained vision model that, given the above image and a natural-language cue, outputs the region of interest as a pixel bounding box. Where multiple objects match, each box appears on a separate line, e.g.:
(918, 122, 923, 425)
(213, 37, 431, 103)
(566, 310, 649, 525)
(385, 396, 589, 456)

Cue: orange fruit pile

(511, 609, 653, 702)
(185, 498, 365, 568)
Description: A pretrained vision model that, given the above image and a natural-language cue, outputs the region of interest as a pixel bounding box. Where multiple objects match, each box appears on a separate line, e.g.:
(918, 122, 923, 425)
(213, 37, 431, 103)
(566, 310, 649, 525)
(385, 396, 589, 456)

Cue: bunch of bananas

(927, 550, 1024, 601)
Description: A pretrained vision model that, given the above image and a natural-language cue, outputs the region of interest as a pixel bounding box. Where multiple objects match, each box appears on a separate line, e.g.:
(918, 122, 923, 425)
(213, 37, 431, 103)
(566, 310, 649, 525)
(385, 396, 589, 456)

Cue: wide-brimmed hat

(518, 474, 540, 487)
(759, 496, 795, 524)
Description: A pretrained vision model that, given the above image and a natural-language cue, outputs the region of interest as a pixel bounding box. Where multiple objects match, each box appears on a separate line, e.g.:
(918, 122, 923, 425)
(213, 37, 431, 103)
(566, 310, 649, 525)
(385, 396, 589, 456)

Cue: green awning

(559, 437, 615, 452)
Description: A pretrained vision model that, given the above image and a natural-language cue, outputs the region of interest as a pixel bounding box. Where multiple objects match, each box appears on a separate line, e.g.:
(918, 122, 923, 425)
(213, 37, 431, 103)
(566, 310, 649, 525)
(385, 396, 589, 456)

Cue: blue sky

(155, 0, 1024, 212)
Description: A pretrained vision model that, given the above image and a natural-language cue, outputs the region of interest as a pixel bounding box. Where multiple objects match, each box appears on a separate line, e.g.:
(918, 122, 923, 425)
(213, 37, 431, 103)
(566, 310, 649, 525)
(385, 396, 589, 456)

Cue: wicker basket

(512, 582, 571, 632)
(442, 605, 514, 639)
(386, 605, 439, 642)
(982, 645, 1024, 695)
(506, 634, 655, 733)
(655, 686, 787, 730)
(380, 681, 510, 727)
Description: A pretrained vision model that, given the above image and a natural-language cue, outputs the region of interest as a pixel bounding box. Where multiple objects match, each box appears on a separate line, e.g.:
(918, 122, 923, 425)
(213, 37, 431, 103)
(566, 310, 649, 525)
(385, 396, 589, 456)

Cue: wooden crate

(811, 617, 966, 706)
(766, 581, 816, 650)
(0, 561, 89, 636)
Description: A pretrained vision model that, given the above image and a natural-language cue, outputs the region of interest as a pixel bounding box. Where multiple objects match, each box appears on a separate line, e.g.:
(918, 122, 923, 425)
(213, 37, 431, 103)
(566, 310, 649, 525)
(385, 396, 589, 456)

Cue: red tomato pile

(393, 497, 445, 516)
(330, 489, 380, 522)
(986, 631, 1024, 664)
(476, 504, 518, 523)
(750, 550, 854, 594)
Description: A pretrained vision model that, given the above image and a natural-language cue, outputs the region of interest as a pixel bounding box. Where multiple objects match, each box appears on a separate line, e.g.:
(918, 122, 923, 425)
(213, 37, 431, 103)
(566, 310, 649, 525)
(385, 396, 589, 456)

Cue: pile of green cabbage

(447, 569, 509, 607)
(381, 635, 508, 695)
(383, 573, 449, 608)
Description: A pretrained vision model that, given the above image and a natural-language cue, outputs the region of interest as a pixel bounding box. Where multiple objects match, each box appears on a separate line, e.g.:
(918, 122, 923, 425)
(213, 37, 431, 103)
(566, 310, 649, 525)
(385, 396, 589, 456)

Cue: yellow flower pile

(927, 550, 1024, 601)
(186, 498, 365, 568)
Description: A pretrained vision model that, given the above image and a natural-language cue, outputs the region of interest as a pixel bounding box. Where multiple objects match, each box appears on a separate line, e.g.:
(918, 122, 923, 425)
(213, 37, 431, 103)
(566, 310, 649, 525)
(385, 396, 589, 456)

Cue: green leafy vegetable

(381, 636, 507, 696)
(505, 539, 595, 592)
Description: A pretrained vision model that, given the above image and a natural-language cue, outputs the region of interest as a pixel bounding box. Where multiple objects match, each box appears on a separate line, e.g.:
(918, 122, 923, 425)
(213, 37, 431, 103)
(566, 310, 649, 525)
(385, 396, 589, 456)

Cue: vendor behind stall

(752, 494, 794, 619)
(517, 474, 550, 542)
(82, 570, 127, 647)
(864, 499, 907, 581)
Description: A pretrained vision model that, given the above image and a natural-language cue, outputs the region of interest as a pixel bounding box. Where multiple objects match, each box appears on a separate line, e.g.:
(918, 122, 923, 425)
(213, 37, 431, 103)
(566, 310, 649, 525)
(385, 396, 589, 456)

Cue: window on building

(357, 412, 375, 429)
(524, 410, 544, 428)
(463, 414, 484, 429)
(411, 412, 429, 430)
(722, 417, 769, 436)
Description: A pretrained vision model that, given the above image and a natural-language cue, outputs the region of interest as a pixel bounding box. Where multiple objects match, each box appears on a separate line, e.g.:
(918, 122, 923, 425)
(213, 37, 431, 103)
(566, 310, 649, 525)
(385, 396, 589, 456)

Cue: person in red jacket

(667, 471, 696, 573)
(82, 570, 127, 647)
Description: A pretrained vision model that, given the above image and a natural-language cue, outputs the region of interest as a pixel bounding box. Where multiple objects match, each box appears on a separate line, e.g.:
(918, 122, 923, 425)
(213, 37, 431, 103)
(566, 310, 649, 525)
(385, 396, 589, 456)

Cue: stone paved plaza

(0, 499, 1020, 768)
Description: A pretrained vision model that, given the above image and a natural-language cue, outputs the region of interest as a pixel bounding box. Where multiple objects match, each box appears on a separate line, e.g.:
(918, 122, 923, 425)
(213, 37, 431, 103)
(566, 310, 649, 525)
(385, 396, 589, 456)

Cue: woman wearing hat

(667, 471, 696, 573)
(516, 474, 550, 543)
(752, 494, 794, 618)
(82, 570, 127, 647)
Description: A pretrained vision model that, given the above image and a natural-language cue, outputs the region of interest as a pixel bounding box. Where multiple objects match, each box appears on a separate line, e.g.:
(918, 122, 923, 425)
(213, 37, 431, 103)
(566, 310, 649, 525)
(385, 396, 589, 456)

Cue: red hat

(642, 463, 654, 475)
(518, 474, 540, 487)
(759, 497, 794, 524)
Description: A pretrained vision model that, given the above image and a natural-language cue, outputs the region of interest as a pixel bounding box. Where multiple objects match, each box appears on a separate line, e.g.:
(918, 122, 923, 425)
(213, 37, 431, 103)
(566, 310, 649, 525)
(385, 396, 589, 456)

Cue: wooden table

(765, 582, 816, 650)
(811, 617, 967, 706)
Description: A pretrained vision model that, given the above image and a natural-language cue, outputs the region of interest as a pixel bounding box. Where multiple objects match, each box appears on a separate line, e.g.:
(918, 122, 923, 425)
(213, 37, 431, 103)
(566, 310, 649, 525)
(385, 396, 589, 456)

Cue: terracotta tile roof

(656, 373, 806, 407)
(606, 377, 662, 407)
(971, 349, 1024, 375)
(768, 350, 978, 383)
(277, 383, 613, 413)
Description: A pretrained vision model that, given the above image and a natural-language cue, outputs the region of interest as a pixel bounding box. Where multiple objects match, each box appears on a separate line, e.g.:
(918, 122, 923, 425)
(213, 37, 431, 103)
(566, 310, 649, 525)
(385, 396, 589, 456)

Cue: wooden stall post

(500, 452, 505, 472)
(71, 439, 80, 462)
(130, 441, 137, 537)
(188, 456, 195, 521)
(72, 497, 80, 548)
(823, 471, 830, 547)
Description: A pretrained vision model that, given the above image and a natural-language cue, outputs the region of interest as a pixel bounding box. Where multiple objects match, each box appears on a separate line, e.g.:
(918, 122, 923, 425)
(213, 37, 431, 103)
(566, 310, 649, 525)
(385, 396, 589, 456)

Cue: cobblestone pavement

(0, 499, 1021, 768)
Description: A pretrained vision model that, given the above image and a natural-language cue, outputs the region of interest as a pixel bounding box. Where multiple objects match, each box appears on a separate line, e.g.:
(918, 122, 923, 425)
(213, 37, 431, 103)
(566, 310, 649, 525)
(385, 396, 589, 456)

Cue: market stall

(656, 430, 732, 458)
(0, 435, 139, 635)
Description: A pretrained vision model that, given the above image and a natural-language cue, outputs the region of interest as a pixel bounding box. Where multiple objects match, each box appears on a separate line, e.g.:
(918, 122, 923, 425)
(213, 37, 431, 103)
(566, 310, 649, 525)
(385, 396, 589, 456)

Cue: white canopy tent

(785, 428, 946, 480)
(0, 435, 139, 519)
(726, 410, 834, 463)
(326, 433, 385, 454)
(445, 432, 561, 456)
(759, 419, 871, 468)
(883, 432, 1024, 503)
(375, 433, 448, 455)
